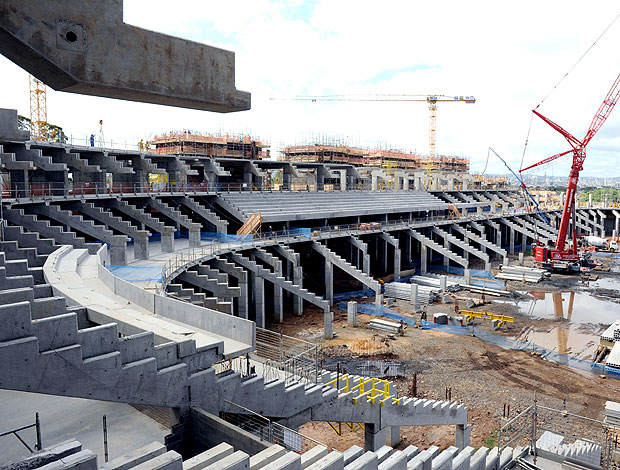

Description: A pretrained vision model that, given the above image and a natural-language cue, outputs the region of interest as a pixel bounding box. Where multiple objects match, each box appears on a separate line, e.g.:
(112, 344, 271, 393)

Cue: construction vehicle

(520, 72, 620, 272)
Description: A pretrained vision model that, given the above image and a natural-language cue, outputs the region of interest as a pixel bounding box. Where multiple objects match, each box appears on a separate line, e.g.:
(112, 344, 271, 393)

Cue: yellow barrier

(324, 374, 401, 435)
(459, 310, 514, 327)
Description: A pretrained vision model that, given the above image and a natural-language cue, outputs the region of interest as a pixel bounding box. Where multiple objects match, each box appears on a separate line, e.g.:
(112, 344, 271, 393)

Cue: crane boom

(527, 71, 620, 269)
(270, 94, 475, 158)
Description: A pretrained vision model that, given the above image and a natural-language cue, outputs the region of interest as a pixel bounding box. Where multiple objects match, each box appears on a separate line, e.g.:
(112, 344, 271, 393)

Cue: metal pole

(35, 412, 42, 451)
(103, 414, 109, 462)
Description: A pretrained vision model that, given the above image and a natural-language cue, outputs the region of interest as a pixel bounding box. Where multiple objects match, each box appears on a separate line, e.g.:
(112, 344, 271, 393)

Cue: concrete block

(302, 446, 329, 469)
(133, 231, 150, 260)
(103, 442, 167, 470)
(132, 451, 183, 470)
(204, 450, 249, 470)
(184, 443, 234, 470)
(262, 453, 301, 470)
(343, 446, 364, 466)
(376, 446, 392, 464)
(378, 451, 407, 470)
(407, 450, 432, 470)
(344, 452, 378, 470)
(347, 301, 358, 327)
(250, 445, 287, 470)
(304, 451, 343, 470)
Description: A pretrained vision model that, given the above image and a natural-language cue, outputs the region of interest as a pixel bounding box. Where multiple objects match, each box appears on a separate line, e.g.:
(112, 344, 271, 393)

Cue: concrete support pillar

(363, 253, 371, 275)
(464, 268, 471, 285)
(376, 294, 383, 307)
(316, 170, 325, 191)
(455, 424, 471, 449)
(503, 256, 509, 267)
(324, 308, 333, 339)
(347, 301, 358, 327)
(443, 239, 450, 268)
(293, 266, 303, 315)
(162, 227, 176, 253)
(109, 235, 128, 265)
(364, 424, 387, 451)
(509, 227, 515, 255)
(189, 223, 201, 247)
(440, 275, 447, 292)
(325, 260, 333, 305)
(518, 252, 524, 266)
(283, 170, 292, 191)
(615, 215, 620, 236)
(382, 238, 388, 274)
(133, 230, 149, 260)
(274, 283, 283, 323)
(387, 426, 401, 447)
(411, 283, 419, 312)
(339, 169, 347, 191)
(522, 234, 528, 253)
(421, 243, 428, 274)
(394, 247, 401, 281)
(238, 281, 249, 319)
(477, 206, 483, 215)
(254, 276, 265, 328)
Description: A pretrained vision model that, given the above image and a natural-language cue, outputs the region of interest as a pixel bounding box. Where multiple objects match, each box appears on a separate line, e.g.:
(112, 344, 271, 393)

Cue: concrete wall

(96, 246, 255, 348)
(189, 408, 270, 456)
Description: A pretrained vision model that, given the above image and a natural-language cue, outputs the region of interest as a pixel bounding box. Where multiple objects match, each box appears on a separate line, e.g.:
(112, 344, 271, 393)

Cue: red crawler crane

(520, 73, 620, 271)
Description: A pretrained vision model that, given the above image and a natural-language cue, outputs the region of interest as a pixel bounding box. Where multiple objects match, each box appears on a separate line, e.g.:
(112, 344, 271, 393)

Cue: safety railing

(0, 413, 42, 454)
(324, 373, 400, 406)
(221, 400, 327, 453)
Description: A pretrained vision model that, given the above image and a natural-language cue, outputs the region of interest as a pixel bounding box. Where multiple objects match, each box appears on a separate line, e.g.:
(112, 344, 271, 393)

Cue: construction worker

(89, 134, 95, 147)
(138, 139, 144, 151)
(454, 302, 460, 316)
(421, 305, 427, 321)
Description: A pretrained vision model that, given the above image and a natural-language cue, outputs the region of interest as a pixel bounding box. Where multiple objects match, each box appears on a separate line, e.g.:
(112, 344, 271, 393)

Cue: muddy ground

(268, 256, 620, 452)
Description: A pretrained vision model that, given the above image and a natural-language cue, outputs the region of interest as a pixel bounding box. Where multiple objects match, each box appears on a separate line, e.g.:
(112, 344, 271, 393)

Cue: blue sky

(1, 0, 620, 179)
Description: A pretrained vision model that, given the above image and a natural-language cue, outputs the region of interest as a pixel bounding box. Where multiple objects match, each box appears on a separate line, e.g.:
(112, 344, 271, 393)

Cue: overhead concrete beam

(0, 0, 250, 112)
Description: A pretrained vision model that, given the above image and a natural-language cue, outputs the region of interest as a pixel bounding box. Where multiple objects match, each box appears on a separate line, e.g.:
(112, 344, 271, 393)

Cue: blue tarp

(108, 265, 164, 282)
(336, 301, 416, 326)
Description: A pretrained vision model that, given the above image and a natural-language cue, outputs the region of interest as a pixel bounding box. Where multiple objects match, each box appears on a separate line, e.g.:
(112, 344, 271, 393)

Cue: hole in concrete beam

(65, 31, 78, 43)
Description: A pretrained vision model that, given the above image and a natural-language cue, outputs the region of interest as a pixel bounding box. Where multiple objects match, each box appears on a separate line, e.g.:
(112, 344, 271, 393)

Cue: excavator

(520, 73, 620, 272)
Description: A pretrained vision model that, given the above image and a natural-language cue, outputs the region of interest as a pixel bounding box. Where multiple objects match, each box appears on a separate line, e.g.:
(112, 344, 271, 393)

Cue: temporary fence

(419, 320, 620, 380)
(220, 400, 327, 453)
(336, 301, 416, 327)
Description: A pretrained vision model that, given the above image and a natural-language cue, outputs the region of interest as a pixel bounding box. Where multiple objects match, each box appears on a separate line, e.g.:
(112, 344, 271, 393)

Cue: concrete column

(109, 235, 128, 265)
(443, 239, 450, 268)
(339, 169, 347, 191)
(238, 281, 248, 319)
(411, 284, 419, 312)
(325, 260, 333, 305)
(455, 424, 471, 449)
(615, 215, 620, 236)
(133, 230, 149, 260)
(509, 227, 515, 255)
(283, 170, 292, 191)
(440, 275, 447, 292)
(316, 170, 325, 191)
(376, 293, 383, 307)
(503, 256, 509, 266)
(477, 206, 483, 215)
(162, 227, 176, 253)
(394, 247, 401, 281)
(364, 424, 387, 451)
(274, 282, 283, 323)
(324, 308, 333, 339)
(383, 238, 388, 274)
(363, 253, 371, 275)
(254, 275, 265, 328)
(387, 426, 401, 447)
(421, 243, 428, 274)
(522, 234, 528, 253)
(293, 266, 303, 316)
(464, 268, 471, 285)
(189, 223, 201, 247)
(347, 301, 358, 327)
(518, 252, 524, 266)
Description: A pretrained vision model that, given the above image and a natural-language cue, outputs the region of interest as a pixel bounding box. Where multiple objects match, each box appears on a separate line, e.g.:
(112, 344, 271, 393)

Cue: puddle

(513, 283, 620, 360)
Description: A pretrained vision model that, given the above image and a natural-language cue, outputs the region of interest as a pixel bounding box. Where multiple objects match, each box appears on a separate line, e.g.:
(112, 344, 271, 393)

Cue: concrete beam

(0, 1, 250, 112)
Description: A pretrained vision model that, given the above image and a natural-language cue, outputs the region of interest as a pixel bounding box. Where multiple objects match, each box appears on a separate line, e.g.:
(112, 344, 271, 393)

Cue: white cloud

(2, 1, 620, 178)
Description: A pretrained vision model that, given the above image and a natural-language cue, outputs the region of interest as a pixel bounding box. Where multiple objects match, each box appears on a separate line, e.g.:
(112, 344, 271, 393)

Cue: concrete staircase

(71, 201, 145, 238)
(167, 279, 234, 314)
(407, 229, 468, 268)
(178, 266, 241, 298)
(70, 147, 134, 174)
(29, 203, 120, 245)
(3, 142, 67, 172)
(4, 208, 100, 253)
(501, 218, 551, 245)
(40, 146, 102, 173)
(147, 197, 201, 231)
(0, 144, 35, 170)
(106, 199, 174, 235)
(175, 196, 228, 233)
(310, 241, 380, 296)
(432, 227, 490, 266)
(451, 224, 507, 260)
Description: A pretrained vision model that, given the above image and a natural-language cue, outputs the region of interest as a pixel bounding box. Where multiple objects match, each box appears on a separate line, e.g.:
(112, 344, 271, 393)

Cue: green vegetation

(17, 115, 67, 143)
(485, 429, 499, 448)
(578, 187, 620, 204)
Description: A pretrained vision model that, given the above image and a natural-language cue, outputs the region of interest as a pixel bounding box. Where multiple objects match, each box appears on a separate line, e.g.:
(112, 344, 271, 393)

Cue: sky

(2, 1, 620, 178)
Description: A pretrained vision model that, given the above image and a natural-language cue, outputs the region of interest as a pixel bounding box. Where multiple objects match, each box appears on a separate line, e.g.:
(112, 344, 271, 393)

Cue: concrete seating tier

(219, 191, 448, 222)
(10, 436, 527, 470)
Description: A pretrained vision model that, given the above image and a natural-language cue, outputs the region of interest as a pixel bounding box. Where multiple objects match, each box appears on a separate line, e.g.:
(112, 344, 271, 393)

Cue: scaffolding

(150, 132, 270, 159)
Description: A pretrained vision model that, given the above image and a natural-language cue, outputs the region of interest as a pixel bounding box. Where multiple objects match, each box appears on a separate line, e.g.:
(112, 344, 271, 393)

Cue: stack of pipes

(495, 265, 549, 283)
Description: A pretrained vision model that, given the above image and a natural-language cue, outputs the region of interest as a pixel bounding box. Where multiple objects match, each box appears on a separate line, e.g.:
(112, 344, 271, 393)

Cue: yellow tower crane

(270, 94, 475, 158)
(29, 75, 49, 141)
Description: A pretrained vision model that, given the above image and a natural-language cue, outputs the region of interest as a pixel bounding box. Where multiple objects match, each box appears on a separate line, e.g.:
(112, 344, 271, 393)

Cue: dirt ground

(269, 257, 620, 452)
